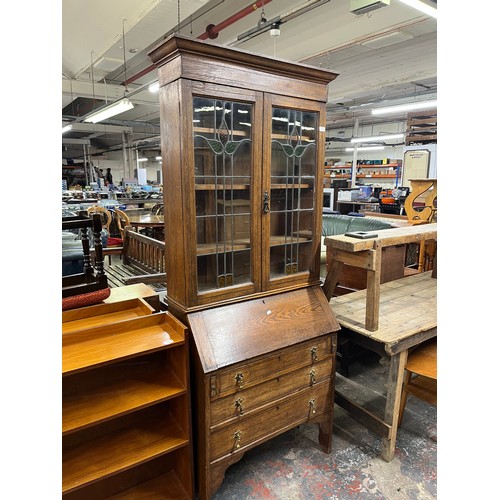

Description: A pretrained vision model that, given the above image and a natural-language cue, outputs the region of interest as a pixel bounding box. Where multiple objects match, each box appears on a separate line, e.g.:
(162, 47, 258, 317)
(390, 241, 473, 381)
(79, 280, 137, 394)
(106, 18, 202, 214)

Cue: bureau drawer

(209, 380, 331, 461)
(211, 335, 335, 400)
(210, 357, 333, 428)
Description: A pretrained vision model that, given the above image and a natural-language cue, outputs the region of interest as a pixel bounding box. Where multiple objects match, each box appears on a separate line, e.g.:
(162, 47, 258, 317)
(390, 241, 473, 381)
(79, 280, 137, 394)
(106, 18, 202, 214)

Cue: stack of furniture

(62, 298, 193, 498)
(148, 34, 340, 499)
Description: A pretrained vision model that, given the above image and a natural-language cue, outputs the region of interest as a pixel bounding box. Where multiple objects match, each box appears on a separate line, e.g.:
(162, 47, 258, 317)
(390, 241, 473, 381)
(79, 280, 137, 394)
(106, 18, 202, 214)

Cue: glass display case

(149, 34, 338, 314)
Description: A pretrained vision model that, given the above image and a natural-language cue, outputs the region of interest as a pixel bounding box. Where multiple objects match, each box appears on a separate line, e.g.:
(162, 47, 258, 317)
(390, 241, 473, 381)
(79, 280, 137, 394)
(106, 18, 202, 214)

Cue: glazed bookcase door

(184, 81, 264, 306)
(262, 94, 325, 291)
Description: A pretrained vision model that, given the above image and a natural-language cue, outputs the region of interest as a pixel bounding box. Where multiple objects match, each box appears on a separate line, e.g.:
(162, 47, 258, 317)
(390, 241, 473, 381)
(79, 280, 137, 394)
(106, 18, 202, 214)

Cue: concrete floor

(210, 351, 437, 500)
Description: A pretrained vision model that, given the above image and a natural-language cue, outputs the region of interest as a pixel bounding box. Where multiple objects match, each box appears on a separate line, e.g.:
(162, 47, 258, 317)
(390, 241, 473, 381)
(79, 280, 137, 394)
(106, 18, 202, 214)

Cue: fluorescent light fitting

(84, 98, 134, 124)
(149, 82, 160, 93)
(351, 133, 404, 143)
(62, 124, 72, 134)
(155, 156, 162, 161)
(372, 99, 437, 115)
(398, 0, 437, 18)
(345, 146, 385, 152)
(137, 158, 148, 162)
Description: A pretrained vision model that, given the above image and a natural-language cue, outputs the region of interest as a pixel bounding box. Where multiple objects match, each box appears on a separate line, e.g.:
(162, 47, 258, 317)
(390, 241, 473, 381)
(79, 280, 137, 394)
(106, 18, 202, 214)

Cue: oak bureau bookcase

(149, 34, 340, 499)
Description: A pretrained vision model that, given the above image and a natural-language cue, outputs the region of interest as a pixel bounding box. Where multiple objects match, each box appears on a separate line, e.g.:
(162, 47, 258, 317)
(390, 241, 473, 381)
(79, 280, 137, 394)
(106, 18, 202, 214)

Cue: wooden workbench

(324, 223, 437, 462)
(323, 223, 437, 331)
(330, 271, 436, 462)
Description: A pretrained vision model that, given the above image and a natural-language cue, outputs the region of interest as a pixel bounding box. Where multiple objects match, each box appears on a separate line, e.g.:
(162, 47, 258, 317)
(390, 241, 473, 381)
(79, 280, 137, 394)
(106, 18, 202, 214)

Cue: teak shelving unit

(148, 34, 340, 499)
(62, 299, 193, 499)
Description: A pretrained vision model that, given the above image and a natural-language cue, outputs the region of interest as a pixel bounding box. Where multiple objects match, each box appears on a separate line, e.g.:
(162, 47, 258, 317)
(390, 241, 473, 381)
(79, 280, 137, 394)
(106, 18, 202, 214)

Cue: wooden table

(330, 271, 437, 462)
(128, 214, 164, 241)
(128, 214, 164, 228)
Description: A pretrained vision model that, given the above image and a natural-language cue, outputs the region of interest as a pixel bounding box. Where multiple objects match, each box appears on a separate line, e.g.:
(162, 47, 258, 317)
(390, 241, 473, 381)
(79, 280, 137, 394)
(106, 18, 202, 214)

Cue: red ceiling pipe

(198, 0, 273, 40)
(122, 0, 273, 86)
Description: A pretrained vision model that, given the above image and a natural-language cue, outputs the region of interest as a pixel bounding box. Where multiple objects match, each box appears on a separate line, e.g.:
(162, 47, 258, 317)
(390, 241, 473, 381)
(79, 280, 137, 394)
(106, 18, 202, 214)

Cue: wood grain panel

(212, 336, 333, 398)
(62, 298, 154, 333)
(62, 409, 188, 493)
(189, 286, 339, 373)
(209, 380, 331, 461)
(210, 358, 333, 427)
(62, 313, 184, 375)
(63, 365, 186, 435)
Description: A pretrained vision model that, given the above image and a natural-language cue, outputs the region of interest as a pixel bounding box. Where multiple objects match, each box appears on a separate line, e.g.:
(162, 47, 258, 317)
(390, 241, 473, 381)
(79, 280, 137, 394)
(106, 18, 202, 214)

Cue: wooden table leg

(381, 350, 408, 461)
(365, 242, 382, 331)
(322, 259, 344, 302)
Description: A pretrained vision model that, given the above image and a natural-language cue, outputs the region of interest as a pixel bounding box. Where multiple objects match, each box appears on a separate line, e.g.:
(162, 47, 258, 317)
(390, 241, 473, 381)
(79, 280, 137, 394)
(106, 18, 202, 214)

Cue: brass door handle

(263, 191, 270, 214)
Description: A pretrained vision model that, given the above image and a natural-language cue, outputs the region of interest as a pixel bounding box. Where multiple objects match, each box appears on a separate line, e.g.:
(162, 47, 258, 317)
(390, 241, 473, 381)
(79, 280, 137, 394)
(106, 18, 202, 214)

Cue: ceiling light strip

(350, 133, 404, 143)
(84, 98, 135, 124)
(345, 146, 385, 151)
(398, 0, 437, 19)
(372, 99, 437, 115)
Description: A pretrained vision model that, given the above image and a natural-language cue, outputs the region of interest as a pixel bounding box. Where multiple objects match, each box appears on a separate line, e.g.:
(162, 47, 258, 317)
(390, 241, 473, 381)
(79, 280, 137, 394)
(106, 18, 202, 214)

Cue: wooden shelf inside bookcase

(196, 235, 311, 256)
(62, 298, 155, 334)
(195, 183, 249, 190)
(270, 235, 310, 245)
(63, 367, 186, 435)
(108, 470, 190, 499)
(62, 313, 185, 375)
(62, 411, 189, 494)
(197, 239, 251, 255)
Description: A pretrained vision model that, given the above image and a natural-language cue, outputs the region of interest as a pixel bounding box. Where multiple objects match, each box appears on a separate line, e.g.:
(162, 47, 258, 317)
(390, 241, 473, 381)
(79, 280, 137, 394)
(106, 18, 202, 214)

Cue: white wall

(93, 150, 162, 186)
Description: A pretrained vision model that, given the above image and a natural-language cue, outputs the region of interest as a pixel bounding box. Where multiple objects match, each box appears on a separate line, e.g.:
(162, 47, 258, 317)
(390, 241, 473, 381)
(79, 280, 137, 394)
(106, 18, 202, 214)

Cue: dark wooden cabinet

(148, 34, 340, 499)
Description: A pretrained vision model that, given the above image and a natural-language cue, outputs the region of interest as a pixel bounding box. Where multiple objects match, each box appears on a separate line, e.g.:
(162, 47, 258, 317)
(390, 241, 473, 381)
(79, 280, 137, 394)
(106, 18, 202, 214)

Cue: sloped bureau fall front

(188, 287, 339, 499)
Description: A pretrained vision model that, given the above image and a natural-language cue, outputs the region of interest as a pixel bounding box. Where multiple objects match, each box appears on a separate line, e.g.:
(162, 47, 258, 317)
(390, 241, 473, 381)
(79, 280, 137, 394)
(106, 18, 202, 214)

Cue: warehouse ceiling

(62, 0, 437, 159)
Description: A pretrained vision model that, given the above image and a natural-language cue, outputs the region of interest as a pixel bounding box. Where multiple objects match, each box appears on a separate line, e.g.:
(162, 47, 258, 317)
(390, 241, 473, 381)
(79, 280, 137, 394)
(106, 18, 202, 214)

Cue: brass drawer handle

(234, 430, 242, 449)
(308, 398, 316, 414)
(311, 346, 318, 363)
(309, 368, 316, 385)
(235, 397, 244, 415)
(235, 372, 244, 389)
